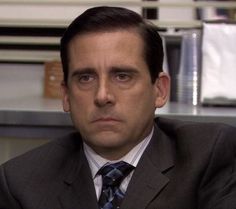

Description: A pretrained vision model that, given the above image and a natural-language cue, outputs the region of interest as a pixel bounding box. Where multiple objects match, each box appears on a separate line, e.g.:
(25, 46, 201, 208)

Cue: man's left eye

(115, 73, 131, 82)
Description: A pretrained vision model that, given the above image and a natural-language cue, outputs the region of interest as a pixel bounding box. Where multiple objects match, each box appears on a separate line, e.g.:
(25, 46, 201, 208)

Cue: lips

(91, 117, 121, 123)
(90, 113, 122, 123)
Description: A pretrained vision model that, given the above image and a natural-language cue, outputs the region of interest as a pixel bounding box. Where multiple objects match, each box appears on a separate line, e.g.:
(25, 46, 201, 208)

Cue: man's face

(62, 30, 169, 160)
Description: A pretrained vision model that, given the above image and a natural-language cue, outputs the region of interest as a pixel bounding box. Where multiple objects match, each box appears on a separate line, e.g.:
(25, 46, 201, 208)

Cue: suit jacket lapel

(58, 140, 99, 209)
(121, 124, 175, 209)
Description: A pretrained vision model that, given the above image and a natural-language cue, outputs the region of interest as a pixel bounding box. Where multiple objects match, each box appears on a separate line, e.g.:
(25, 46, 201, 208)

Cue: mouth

(91, 117, 121, 123)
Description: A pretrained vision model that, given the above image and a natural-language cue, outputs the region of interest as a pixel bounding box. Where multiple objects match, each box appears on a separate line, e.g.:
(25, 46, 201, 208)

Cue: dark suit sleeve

(0, 165, 21, 209)
(198, 125, 236, 209)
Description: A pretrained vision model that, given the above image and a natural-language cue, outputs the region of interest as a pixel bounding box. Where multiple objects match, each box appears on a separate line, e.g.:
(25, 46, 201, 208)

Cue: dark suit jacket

(1, 117, 236, 209)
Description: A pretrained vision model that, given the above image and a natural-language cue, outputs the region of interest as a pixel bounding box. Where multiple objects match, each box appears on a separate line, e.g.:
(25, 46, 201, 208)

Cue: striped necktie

(98, 161, 134, 209)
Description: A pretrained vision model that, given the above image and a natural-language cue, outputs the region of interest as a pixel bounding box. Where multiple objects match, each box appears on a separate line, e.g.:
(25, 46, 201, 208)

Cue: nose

(94, 78, 115, 107)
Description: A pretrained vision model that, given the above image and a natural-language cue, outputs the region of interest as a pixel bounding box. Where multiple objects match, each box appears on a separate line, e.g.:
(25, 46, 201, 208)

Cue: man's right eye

(78, 74, 95, 83)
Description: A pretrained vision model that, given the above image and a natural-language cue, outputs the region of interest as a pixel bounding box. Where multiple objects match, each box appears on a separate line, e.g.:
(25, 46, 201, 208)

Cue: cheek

(68, 90, 92, 117)
(130, 82, 156, 102)
(69, 96, 91, 132)
(120, 86, 156, 114)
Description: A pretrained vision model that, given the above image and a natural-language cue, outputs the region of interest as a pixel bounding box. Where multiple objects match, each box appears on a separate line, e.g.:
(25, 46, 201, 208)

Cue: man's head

(60, 6, 169, 160)
(61, 6, 164, 84)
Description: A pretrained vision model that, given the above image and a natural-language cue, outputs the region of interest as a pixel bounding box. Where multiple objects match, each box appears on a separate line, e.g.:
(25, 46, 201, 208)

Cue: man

(0, 6, 236, 209)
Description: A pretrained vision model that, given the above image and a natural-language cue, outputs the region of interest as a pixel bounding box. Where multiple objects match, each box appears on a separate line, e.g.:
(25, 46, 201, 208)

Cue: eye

(115, 73, 132, 82)
(78, 74, 95, 83)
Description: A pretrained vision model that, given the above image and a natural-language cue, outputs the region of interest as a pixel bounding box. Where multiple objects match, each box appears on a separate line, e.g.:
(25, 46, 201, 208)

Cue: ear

(154, 72, 170, 108)
(61, 81, 70, 112)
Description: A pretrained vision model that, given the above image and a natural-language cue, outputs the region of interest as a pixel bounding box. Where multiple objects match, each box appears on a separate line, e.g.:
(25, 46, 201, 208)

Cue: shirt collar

(84, 127, 154, 179)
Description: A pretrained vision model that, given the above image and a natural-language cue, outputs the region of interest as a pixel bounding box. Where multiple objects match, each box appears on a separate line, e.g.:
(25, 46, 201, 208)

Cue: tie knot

(98, 161, 134, 187)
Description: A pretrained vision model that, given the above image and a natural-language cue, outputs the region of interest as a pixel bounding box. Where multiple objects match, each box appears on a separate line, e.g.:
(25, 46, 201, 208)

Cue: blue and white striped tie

(98, 161, 134, 209)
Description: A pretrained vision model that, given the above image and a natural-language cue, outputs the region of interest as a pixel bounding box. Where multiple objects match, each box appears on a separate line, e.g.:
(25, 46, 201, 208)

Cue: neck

(92, 143, 137, 161)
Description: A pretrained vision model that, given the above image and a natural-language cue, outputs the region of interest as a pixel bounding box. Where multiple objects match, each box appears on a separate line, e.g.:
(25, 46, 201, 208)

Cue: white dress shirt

(83, 127, 153, 199)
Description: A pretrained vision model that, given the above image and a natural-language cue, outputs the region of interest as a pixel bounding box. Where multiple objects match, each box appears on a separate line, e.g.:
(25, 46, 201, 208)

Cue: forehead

(67, 29, 146, 68)
(68, 29, 144, 53)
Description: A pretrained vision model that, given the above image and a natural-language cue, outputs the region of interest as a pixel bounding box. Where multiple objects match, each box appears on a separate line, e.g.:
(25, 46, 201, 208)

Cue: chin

(88, 133, 126, 148)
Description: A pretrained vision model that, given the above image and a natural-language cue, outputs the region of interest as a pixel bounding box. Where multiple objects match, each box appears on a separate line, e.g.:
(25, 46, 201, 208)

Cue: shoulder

(155, 117, 236, 155)
(155, 117, 236, 178)
(0, 132, 82, 184)
(155, 116, 236, 140)
(154, 118, 236, 207)
(0, 132, 83, 207)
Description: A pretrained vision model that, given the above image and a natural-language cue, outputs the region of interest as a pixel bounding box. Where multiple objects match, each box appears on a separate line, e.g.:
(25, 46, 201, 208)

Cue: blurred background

(0, 0, 236, 164)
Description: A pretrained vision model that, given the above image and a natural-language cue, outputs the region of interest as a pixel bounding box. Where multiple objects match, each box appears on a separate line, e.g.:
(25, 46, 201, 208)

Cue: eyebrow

(109, 66, 139, 74)
(70, 66, 139, 78)
(71, 68, 96, 78)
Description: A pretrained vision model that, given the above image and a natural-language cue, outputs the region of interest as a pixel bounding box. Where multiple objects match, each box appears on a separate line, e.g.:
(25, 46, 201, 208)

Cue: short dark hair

(60, 6, 163, 84)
